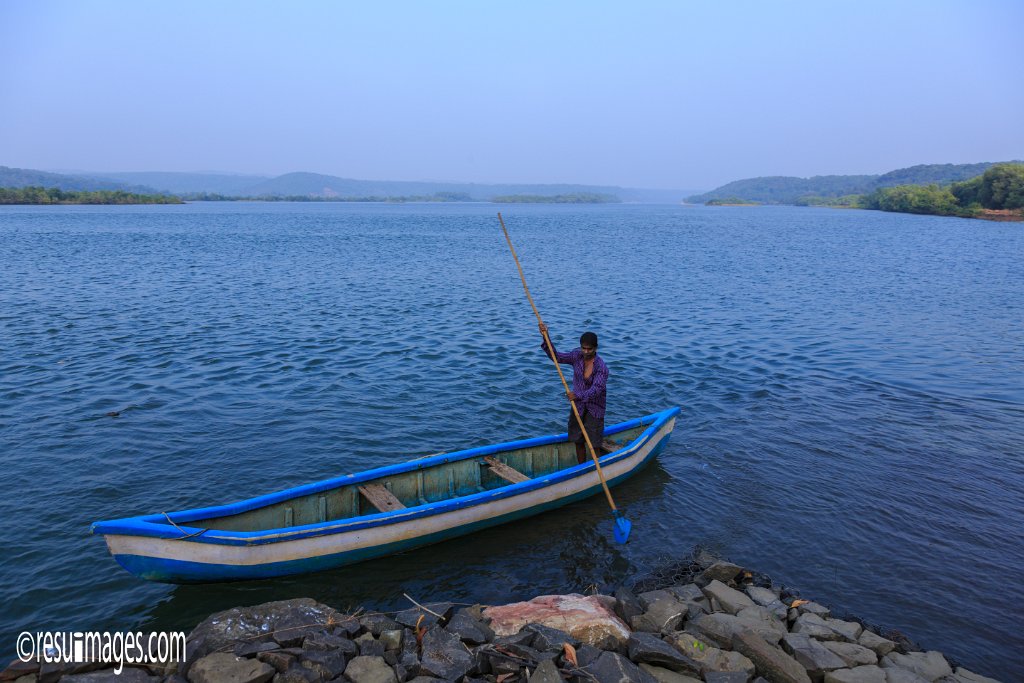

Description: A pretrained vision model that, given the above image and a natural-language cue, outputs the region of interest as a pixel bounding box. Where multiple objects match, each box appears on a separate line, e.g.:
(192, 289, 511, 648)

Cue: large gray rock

(688, 610, 787, 649)
(525, 623, 579, 652)
(529, 658, 564, 683)
(189, 599, 343, 654)
(696, 561, 743, 586)
(793, 613, 842, 641)
(445, 611, 493, 646)
(705, 673, 752, 683)
(395, 603, 453, 630)
(883, 668, 931, 683)
(824, 666, 887, 683)
(880, 652, 952, 681)
(417, 626, 474, 681)
(673, 633, 755, 676)
(703, 580, 757, 615)
(796, 602, 832, 619)
(747, 587, 789, 620)
(951, 667, 1001, 683)
(822, 642, 877, 668)
(731, 629, 811, 683)
(614, 586, 645, 624)
(781, 633, 847, 681)
(188, 652, 275, 683)
(299, 649, 347, 680)
(825, 619, 864, 642)
(857, 631, 895, 657)
(638, 663, 703, 683)
(343, 655, 397, 683)
(668, 583, 706, 603)
(626, 632, 701, 675)
(736, 606, 788, 641)
(359, 614, 402, 637)
(635, 590, 691, 633)
(588, 651, 658, 683)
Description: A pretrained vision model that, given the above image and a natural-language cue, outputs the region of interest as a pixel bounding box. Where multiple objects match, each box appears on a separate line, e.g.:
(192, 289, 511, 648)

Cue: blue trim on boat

(92, 408, 679, 546)
(112, 432, 672, 583)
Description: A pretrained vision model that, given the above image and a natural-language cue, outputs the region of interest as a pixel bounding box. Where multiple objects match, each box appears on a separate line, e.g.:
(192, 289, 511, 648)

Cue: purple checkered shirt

(541, 338, 609, 419)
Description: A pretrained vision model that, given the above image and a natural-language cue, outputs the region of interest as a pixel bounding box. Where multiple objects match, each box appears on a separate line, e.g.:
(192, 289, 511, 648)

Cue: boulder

(822, 642, 877, 668)
(668, 583, 706, 603)
(735, 606, 789, 643)
(781, 633, 847, 681)
(626, 632, 701, 675)
(880, 652, 952, 681)
(796, 602, 832, 619)
(705, 673, 752, 683)
(633, 591, 691, 633)
(857, 631, 895, 657)
(188, 599, 342, 654)
(417, 626, 474, 681)
(359, 614, 402, 637)
(188, 652, 275, 683)
(825, 619, 864, 642)
(298, 649, 347, 680)
(396, 603, 453, 630)
(951, 667, 1001, 683)
(529, 658, 564, 683)
(883, 668, 931, 683)
(482, 594, 630, 648)
(697, 561, 743, 587)
(703, 580, 757, 615)
(638, 663, 702, 683)
(588, 651, 658, 683)
(445, 611, 494, 646)
(255, 650, 293, 673)
(792, 613, 842, 641)
(342, 655, 397, 683)
(747, 587, 789, 621)
(731, 629, 812, 683)
(524, 623, 579, 652)
(673, 634, 755, 677)
(824, 666, 887, 683)
(614, 586, 645, 624)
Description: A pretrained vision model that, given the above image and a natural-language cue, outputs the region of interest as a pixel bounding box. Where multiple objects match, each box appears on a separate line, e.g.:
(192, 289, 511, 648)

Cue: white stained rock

(481, 593, 629, 647)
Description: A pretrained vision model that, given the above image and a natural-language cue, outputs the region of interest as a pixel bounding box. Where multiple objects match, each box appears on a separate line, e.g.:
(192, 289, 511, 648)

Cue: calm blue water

(1, 203, 1021, 679)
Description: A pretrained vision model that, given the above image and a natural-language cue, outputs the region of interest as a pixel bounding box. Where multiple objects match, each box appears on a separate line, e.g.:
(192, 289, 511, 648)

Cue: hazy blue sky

(2, 1, 1021, 189)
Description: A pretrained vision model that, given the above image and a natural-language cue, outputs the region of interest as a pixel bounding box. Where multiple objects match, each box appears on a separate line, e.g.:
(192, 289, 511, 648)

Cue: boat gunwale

(91, 408, 679, 545)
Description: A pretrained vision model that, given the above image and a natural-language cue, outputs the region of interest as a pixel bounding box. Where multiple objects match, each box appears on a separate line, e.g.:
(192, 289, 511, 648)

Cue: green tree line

(0, 186, 183, 204)
(796, 164, 1024, 218)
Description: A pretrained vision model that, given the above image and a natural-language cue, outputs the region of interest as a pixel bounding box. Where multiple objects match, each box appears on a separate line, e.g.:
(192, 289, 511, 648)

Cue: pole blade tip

(612, 513, 632, 544)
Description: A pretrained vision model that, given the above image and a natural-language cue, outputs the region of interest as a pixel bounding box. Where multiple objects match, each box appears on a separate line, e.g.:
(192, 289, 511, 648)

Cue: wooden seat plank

(483, 456, 531, 484)
(359, 483, 406, 512)
(601, 440, 621, 454)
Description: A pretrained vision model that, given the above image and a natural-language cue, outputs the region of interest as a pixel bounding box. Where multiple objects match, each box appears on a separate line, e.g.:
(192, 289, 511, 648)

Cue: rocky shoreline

(2, 553, 1002, 683)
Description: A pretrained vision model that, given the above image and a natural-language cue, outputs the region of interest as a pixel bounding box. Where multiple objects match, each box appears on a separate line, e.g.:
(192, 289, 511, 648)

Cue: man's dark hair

(580, 331, 598, 348)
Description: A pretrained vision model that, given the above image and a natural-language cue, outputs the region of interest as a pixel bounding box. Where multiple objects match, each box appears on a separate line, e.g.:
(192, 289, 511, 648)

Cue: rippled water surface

(1, 203, 1021, 678)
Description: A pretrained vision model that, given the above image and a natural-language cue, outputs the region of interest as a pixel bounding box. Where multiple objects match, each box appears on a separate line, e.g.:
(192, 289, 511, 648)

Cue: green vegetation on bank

(0, 186, 183, 204)
(491, 193, 620, 203)
(795, 164, 1024, 219)
(689, 161, 1022, 206)
(705, 197, 761, 206)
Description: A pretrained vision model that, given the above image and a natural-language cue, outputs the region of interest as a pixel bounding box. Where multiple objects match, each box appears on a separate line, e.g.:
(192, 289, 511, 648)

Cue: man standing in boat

(538, 322, 608, 465)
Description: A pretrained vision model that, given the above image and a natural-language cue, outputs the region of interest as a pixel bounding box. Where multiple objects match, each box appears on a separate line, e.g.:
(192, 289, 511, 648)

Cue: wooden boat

(91, 407, 680, 583)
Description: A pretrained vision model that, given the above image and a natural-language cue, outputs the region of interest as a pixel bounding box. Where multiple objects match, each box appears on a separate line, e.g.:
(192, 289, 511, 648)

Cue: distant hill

(0, 166, 160, 193)
(88, 171, 271, 195)
(238, 172, 689, 202)
(0, 166, 692, 203)
(688, 162, 1022, 205)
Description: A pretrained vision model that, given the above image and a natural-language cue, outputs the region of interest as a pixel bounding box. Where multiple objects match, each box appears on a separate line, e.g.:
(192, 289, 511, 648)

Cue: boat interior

(186, 423, 648, 533)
